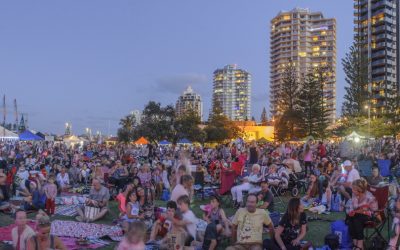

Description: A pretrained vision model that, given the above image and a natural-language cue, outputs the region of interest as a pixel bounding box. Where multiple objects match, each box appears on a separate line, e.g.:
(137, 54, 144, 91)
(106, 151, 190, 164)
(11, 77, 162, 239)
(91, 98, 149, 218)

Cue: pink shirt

(116, 238, 145, 250)
(116, 193, 127, 213)
(44, 183, 57, 199)
(170, 184, 189, 203)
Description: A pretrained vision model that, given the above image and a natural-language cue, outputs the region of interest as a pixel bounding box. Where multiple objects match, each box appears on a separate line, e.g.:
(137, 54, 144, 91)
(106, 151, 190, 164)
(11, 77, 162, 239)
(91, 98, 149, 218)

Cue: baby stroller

(288, 172, 308, 197)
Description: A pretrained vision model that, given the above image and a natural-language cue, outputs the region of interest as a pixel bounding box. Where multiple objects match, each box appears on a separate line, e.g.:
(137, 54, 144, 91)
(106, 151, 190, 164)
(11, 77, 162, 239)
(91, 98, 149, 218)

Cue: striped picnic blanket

(55, 204, 79, 217)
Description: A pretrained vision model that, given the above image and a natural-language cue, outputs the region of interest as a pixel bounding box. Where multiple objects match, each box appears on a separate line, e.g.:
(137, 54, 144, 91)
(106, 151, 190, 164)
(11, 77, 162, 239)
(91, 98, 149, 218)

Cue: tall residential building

(270, 8, 337, 122)
(175, 86, 203, 119)
(354, 0, 399, 116)
(212, 64, 251, 121)
(130, 110, 142, 125)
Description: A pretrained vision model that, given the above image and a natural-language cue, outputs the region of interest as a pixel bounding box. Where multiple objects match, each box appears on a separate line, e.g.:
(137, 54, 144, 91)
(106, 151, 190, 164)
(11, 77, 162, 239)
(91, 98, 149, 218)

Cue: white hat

(343, 160, 352, 167)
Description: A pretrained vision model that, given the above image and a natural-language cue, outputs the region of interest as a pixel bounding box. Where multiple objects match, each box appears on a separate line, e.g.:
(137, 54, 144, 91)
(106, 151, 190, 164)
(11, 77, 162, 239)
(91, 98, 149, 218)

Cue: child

(43, 175, 57, 215)
(388, 199, 400, 250)
(169, 195, 198, 246)
(123, 189, 143, 222)
(117, 221, 146, 250)
(149, 200, 178, 242)
(152, 166, 163, 199)
(116, 184, 133, 216)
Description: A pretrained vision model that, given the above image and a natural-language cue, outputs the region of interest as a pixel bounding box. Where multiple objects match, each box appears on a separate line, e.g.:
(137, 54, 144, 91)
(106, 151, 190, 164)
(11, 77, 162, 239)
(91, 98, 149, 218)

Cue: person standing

(12, 210, 35, 250)
(43, 175, 57, 215)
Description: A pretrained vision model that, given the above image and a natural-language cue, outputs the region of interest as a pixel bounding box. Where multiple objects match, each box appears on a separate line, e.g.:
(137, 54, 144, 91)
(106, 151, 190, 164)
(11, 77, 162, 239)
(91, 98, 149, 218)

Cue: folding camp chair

(218, 169, 236, 206)
(192, 171, 205, 200)
(357, 160, 373, 178)
(377, 159, 391, 177)
(364, 185, 389, 243)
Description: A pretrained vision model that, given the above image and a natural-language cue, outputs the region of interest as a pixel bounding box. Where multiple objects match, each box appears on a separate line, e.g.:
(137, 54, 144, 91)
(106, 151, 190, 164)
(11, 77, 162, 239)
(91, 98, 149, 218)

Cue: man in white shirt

(339, 160, 360, 200)
(170, 175, 193, 203)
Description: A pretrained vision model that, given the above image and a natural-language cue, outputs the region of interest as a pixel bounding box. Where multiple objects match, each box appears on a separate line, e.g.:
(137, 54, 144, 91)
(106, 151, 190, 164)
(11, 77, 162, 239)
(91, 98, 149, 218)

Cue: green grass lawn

(0, 195, 350, 250)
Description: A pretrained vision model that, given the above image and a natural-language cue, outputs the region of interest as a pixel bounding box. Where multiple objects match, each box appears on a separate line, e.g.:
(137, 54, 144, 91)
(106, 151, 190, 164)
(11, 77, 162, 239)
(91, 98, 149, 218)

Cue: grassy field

(0, 194, 351, 250)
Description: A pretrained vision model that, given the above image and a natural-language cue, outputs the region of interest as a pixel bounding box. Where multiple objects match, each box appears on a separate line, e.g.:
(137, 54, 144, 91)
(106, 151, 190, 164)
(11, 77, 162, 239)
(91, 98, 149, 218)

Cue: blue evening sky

(0, 0, 354, 135)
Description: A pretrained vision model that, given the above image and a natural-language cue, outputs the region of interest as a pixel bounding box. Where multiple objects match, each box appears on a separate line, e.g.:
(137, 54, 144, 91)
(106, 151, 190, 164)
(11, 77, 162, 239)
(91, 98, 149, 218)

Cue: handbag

(84, 206, 100, 220)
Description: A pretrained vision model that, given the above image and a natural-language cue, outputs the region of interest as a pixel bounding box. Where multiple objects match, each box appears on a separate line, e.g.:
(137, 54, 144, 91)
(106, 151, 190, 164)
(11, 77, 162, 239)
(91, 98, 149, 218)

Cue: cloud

(154, 73, 209, 95)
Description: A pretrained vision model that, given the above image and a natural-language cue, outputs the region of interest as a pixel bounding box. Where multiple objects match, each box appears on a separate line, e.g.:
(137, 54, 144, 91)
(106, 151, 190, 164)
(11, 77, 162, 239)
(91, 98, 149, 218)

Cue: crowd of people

(0, 138, 399, 249)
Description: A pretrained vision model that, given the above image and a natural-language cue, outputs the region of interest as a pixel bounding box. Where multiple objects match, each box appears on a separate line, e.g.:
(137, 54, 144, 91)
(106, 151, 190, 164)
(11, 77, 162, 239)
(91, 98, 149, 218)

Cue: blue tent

(177, 138, 192, 144)
(159, 140, 171, 145)
(19, 130, 44, 141)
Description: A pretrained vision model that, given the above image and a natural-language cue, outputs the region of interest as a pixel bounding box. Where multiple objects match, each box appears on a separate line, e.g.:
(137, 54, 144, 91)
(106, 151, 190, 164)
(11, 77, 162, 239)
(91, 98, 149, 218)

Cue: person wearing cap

(339, 160, 360, 201)
(26, 215, 66, 250)
(12, 210, 35, 250)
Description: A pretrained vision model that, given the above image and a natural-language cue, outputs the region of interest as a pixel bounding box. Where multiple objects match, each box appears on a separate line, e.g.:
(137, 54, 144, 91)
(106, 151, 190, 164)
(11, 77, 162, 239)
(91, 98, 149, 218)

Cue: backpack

(331, 220, 352, 249)
(369, 236, 386, 250)
(331, 193, 342, 212)
(324, 233, 339, 250)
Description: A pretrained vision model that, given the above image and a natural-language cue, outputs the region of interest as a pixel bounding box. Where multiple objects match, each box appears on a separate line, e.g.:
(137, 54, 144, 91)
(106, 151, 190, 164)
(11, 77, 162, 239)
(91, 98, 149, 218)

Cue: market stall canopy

(64, 135, 81, 142)
(159, 140, 171, 145)
(135, 137, 148, 145)
(0, 126, 19, 140)
(177, 138, 192, 144)
(346, 131, 365, 141)
(19, 130, 44, 141)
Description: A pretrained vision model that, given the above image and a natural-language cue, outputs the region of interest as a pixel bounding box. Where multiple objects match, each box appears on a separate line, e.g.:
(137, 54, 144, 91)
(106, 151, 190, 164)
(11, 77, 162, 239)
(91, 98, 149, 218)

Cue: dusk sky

(0, 0, 354, 135)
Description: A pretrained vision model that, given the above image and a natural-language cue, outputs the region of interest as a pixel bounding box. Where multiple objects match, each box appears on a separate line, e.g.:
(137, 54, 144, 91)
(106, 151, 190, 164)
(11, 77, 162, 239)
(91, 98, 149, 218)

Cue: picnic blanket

(0, 222, 106, 249)
(55, 204, 79, 217)
(51, 220, 123, 241)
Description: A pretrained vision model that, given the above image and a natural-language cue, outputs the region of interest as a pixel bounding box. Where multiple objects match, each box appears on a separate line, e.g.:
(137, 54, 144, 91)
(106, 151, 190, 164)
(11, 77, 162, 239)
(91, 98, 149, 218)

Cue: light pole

(364, 105, 371, 138)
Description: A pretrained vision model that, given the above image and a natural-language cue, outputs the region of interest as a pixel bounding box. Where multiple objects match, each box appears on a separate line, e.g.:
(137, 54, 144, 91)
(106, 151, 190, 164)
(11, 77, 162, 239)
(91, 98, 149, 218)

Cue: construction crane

(14, 99, 18, 131)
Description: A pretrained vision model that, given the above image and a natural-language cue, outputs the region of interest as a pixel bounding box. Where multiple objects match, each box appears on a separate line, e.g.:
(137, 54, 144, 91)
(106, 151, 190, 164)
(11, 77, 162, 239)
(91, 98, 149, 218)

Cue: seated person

(122, 188, 144, 222)
(301, 174, 319, 206)
(264, 198, 307, 250)
(366, 167, 384, 186)
(170, 175, 193, 203)
(346, 178, 378, 250)
(149, 201, 178, 242)
(12, 210, 35, 250)
(389, 199, 400, 250)
(68, 162, 80, 187)
(200, 195, 231, 237)
(228, 194, 275, 250)
(190, 209, 219, 250)
(168, 195, 198, 246)
(27, 215, 66, 250)
(116, 221, 146, 250)
(265, 164, 285, 187)
(76, 178, 110, 222)
(257, 180, 275, 212)
(231, 164, 263, 208)
(339, 160, 360, 201)
(23, 181, 46, 211)
(116, 184, 133, 216)
(56, 167, 70, 192)
(0, 172, 16, 212)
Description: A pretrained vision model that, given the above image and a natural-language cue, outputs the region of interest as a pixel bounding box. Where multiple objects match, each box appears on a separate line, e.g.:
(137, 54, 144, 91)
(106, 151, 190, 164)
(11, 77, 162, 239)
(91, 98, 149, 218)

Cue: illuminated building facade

(176, 86, 203, 119)
(354, 0, 399, 116)
(270, 8, 337, 123)
(212, 65, 251, 121)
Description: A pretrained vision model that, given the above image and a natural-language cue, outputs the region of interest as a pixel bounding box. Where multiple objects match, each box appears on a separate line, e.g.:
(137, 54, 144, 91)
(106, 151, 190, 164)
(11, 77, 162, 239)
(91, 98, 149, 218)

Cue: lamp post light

(364, 105, 371, 138)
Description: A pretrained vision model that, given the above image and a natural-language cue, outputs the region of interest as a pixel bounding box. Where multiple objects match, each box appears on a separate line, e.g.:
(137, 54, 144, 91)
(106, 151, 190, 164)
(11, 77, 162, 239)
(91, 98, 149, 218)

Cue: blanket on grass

(0, 221, 106, 249)
(51, 220, 123, 241)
